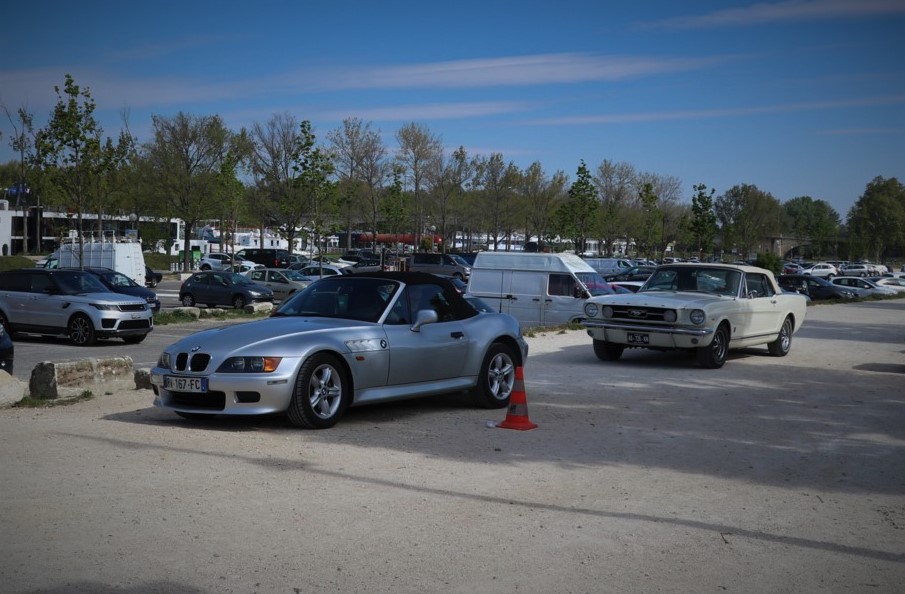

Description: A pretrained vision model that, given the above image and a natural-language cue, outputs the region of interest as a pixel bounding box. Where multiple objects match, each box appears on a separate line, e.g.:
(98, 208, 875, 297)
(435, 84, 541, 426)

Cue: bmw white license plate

(164, 375, 208, 393)
(627, 332, 650, 345)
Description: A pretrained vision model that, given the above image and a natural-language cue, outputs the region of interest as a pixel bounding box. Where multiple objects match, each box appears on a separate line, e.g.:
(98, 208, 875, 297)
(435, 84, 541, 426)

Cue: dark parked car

(234, 248, 292, 268)
(145, 266, 163, 288)
(179, 271, 274, 309)
(778, 274, 858, 300)
(78, 267, 161, 313)
(603, 265, 657, 282)
(0, 323, 13, 375)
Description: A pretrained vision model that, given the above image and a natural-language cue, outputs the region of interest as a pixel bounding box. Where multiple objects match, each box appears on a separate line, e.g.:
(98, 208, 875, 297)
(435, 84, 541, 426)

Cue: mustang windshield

(642, 267, 741, 296)
(575, 272, 623, 297)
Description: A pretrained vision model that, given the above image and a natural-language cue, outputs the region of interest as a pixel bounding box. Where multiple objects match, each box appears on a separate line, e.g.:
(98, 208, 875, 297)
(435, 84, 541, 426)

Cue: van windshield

(576, 272, 622, 296)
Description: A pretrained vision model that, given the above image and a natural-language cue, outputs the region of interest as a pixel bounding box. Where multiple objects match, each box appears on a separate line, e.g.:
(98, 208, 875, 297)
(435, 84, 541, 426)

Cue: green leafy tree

(292, 121, 337, 259)
(380, 165, 410, 238)
(555, 160, 599, 254)
(474, 152, 522, 250)
(688, 183, 717, 259)
(715, 184, 782, 260)
(846, 176, 905, 262)
(32, 75, 114, 255)
(781, 196, 841, 258)
(142, 111, 242, 270)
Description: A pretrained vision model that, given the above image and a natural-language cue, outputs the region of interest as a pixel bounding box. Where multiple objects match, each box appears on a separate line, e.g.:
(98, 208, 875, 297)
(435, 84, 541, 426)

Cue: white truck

(45, 240, 147, 287)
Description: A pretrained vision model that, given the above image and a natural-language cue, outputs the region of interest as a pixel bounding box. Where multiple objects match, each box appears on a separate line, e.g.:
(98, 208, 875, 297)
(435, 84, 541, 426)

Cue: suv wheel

(68, 314, 97, 346)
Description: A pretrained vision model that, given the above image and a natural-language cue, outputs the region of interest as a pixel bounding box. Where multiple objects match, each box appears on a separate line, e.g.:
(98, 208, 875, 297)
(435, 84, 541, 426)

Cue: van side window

(548, 273, 576, 296)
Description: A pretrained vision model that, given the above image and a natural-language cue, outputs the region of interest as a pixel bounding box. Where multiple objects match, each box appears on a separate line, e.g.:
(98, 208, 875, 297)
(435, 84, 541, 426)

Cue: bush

(754, 253, 782, 275)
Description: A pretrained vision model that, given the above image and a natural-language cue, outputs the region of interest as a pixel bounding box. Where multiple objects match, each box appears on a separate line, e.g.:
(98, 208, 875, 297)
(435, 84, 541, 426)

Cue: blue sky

(1, 0, 904, 218)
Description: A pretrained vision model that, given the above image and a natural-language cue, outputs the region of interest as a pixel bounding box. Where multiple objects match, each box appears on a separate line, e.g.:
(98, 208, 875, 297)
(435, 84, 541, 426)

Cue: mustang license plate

(164, 375, 208, 393)
(627, 332, 650, 345)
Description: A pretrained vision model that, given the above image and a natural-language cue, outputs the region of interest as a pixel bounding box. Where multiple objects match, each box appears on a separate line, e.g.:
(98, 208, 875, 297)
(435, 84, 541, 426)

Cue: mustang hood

(597, 291, 730, 309)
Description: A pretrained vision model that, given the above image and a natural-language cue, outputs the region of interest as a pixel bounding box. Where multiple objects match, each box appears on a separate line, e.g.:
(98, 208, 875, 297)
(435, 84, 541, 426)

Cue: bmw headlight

(689, 309, 705, 325)
(216, 357, 282, 373)
(584, 302, 599, 318)
(157, 352, 172, 370)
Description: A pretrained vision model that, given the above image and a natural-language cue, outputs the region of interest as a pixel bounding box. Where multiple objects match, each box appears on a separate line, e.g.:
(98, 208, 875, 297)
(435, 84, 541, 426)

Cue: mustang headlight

(602, 305, 614, 318)
(584, 303, 599, 318)
(664, 310, 678, 323)
(217, 356, 282, 373)
(157, 352, 172, 370)
(689, 309, 706, 325)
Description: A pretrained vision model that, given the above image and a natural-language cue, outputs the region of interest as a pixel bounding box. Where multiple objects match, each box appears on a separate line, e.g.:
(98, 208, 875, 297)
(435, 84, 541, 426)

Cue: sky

(1, 0, 904, 218)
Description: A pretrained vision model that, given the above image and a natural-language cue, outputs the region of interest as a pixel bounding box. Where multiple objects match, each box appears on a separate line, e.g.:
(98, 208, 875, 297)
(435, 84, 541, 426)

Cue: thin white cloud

(318, 101, 533, 122)
(311, 53, 724, 90)
(643, 0, 905, 29)
(820, 127, 905, 135)
(524, 94, 905, 125)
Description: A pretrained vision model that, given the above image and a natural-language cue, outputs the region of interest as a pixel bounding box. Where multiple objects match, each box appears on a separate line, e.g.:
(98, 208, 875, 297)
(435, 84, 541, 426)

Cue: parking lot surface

(1, 300, 903, 593)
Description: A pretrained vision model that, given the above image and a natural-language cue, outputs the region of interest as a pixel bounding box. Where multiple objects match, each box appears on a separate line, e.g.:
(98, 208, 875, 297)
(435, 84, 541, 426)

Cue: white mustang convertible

(582, 263, 808, 368)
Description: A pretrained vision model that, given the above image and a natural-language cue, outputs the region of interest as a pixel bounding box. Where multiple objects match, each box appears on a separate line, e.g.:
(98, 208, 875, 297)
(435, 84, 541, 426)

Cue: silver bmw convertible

(150, 272, 529, 428)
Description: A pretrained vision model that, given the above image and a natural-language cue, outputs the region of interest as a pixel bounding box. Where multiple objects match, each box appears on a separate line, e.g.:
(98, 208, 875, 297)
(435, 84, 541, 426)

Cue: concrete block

(29, 357, 135, 400)
(244, 302, 273, 314)
(134, 367, 153, 390)
(0, 371, 26, 407)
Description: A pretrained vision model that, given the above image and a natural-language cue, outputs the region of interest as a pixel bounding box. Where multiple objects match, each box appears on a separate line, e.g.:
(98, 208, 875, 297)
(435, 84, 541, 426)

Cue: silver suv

(0, 269, 154, 346)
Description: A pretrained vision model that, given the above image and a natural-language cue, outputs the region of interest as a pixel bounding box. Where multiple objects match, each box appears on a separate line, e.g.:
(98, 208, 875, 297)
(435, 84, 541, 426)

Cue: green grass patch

(15, 389, 94, 408)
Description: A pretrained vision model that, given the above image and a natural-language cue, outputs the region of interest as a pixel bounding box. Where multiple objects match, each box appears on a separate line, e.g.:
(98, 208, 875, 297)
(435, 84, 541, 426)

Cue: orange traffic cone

(498, 366, 538, 430)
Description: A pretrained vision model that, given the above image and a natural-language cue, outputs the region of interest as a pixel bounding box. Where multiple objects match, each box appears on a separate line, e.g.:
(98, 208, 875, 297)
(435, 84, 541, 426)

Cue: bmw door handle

(450, 331, 464, 339)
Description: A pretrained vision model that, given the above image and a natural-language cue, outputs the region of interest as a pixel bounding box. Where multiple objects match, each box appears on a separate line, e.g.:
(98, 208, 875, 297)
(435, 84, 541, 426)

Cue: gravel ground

(1, 300, 903, 593)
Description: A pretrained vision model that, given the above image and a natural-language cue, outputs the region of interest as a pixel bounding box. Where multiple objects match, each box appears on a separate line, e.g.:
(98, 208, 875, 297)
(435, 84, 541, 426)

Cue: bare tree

(395, 123, 442, 250)
(327, 118, 387, 251)
(521, 162, 567, 250)
(426, 146, 473, 252)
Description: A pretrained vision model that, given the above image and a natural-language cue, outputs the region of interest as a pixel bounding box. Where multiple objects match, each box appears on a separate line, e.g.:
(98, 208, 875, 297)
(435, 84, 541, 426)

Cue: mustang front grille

(608, 306, 673, 323)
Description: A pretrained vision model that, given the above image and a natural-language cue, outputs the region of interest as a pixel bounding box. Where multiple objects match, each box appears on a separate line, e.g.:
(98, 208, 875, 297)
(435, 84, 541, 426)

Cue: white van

(47, 240, 147, 286)
(466, 252, 622, 328)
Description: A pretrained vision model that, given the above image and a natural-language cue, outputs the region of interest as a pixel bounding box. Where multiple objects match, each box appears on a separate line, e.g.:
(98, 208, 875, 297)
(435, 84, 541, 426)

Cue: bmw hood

(166, 316, 374, 354)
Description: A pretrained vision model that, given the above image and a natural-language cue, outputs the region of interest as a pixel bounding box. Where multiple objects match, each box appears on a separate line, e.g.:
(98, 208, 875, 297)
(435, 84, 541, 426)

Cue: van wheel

(68, 314, 97, 346)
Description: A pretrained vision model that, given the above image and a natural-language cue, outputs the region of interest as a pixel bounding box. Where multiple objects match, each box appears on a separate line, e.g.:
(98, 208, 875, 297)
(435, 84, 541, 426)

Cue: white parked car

(831, 276, 899, 296)
(582, 263, 808, 369)
(802, 262, 838, 278)
(868, 277, 905, 293)
(841, 263, 872, 277)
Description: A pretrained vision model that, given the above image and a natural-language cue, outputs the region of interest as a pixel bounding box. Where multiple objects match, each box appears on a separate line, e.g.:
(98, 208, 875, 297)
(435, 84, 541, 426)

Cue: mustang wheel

(475, 343, 516, 408)
(593, 339, 624, 361)
(768, 316, 793, 357)
(697, 323, 728, 369)
(181, 294, 196, 307)
(287, 353, 349, 429)
(68, 314, 96, 346)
